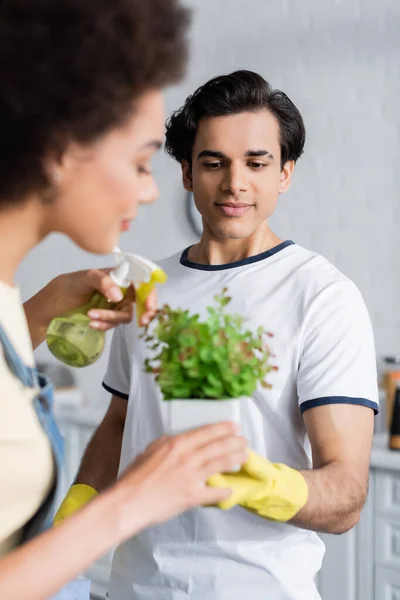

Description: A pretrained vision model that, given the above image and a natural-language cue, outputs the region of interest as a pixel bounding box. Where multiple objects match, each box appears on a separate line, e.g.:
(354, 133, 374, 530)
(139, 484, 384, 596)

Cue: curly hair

(0, 0, 190, 203)
(165, 70, 305, 170)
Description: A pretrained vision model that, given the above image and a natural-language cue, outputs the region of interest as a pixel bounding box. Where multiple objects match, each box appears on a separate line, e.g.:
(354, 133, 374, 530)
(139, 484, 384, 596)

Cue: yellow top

(0, 281, 54, 556)
(135, 268, 167, 323)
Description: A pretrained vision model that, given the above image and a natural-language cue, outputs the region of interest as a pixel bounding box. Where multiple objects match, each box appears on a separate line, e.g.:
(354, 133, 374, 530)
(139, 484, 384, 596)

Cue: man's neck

(188, 225, 283, 266)
(0, 198, 47, 285)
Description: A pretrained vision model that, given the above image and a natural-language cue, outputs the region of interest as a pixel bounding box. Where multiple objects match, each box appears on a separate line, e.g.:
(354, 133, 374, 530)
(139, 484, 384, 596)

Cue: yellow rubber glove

(54, 484, 98, 525)
(207, 449, 308, 522)
(135, 269, 167, 324)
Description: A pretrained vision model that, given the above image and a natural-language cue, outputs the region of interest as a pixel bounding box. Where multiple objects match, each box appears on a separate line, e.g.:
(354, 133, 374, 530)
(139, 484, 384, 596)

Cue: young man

(62, 70, 378, 600)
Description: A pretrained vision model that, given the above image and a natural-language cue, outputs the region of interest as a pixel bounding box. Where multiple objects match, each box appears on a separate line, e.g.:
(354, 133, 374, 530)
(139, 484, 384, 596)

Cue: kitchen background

(15, 1, 400, 599)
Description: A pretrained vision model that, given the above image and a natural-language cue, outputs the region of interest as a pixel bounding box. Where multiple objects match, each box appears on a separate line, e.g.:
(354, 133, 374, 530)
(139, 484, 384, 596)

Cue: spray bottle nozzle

(112, 247, 167, 323)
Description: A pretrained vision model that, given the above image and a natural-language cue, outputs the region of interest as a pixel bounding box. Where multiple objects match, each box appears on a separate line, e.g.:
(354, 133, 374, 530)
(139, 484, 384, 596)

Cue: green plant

(142, 288, 276, 400)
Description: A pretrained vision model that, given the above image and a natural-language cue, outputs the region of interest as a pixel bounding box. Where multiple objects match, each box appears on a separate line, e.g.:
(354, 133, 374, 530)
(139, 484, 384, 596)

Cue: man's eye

(203, 162, 223, 170)
(248, 162, 267, 169)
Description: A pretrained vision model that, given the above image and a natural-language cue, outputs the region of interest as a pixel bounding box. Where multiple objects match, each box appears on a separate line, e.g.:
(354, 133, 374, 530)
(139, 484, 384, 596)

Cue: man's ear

(182, 160, 193, 192)
(279, 160, 295, 194)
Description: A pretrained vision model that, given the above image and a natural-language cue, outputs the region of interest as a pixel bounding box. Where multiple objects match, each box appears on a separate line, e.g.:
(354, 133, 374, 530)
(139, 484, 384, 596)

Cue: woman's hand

(23, 269, 157, 349)
(111, 422, 247, 542)
(0, 422, 246, 600)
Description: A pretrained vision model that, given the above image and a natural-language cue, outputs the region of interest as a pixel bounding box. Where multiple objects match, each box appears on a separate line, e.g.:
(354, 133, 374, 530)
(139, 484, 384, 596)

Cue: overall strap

(0, 323, 37, 387)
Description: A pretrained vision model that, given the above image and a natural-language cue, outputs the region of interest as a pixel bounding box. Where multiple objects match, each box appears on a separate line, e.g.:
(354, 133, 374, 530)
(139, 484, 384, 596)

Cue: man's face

(182, 110, 294, 240)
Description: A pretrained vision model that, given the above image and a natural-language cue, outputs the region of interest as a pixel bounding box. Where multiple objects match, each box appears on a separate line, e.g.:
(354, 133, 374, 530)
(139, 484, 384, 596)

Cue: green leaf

(180, 334, 197, 347)
(206, 372, 223, 389)
(182, 356, 198, 368)
(186, 368, 200, 378)
(220, 295, 231, 307)
(202, 385, 222, 398)
(199, 347, 213, 363)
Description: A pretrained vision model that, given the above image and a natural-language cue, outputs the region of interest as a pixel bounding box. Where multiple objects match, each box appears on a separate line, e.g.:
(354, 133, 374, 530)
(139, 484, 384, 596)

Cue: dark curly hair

(165, 70, 305, 170)
(0, 0, 190, 204)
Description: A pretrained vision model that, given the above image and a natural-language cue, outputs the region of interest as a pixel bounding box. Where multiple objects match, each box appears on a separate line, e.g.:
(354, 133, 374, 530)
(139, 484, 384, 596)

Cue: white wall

(17, 0, 400, 406)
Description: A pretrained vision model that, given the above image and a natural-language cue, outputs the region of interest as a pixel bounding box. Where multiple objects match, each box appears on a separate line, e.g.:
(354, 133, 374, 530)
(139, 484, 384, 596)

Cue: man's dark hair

(0, 0, 190, 204)
(165, 70, 305, 169)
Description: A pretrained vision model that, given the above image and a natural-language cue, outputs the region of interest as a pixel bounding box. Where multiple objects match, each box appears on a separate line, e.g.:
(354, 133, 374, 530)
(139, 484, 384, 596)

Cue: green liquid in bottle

(46, 292, 118, 368)
(47, 314, 105, 368)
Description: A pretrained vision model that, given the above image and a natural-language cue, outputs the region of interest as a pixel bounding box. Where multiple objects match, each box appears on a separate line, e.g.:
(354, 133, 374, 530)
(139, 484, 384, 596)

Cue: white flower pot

(166, 397, 246, 436)
(165, 397, 248, 471)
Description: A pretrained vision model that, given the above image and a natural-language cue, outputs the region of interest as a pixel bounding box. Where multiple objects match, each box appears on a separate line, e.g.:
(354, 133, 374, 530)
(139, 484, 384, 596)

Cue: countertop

(370, 432, 400, 471)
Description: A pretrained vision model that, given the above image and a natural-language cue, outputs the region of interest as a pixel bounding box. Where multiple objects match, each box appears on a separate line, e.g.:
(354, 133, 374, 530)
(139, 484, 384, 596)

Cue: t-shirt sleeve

(102, 325, 131, 400)
(297, 278, 379, 414)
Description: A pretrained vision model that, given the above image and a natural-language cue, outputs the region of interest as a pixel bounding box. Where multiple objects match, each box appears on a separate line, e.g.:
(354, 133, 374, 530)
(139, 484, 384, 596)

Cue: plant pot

(165, 397, 247, 435)
(165, 397, 248, 472)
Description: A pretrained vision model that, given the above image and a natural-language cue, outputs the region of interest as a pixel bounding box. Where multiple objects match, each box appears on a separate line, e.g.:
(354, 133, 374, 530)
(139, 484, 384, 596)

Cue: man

(60, 70, 378, 600)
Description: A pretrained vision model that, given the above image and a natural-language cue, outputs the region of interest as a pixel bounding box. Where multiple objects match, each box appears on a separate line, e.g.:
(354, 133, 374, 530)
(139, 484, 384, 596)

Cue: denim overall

(0, 323, 64, 541)
(0, 324, 92, 599)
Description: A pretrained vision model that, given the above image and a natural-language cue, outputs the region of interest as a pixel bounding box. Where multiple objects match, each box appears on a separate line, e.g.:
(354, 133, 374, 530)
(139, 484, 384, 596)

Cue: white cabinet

(375, 470, 400, 518)
(375, 567, 400, 600)
(316, 434, 400, 600)
(316, 474, 375, 600)
(54, 403, 400, 600)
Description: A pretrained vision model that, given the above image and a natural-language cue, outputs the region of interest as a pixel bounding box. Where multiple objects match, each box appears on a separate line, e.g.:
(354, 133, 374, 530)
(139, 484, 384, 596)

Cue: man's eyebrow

(245, 149, 274, 159)
(197, 149, 274, 160)
(197, 150, 227, 159)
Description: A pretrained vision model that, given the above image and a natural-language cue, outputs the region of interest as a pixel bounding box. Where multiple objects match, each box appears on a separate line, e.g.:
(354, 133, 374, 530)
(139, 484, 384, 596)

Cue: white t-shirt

(103, 241, 379, 600)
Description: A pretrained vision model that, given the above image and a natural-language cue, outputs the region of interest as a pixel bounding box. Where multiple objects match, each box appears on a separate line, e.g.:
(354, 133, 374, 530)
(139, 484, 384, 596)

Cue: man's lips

(215, 203, 253, 217)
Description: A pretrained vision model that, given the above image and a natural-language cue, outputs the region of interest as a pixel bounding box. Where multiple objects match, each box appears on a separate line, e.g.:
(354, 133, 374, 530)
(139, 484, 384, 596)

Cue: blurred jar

(389, 380, 400, 451)
(380, 355, 400, 434)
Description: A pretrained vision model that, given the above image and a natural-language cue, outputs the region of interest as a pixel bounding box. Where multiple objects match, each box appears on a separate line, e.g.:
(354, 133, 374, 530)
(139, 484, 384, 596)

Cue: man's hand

(208, 449, 308, 521)
(24, 269, 157, 349)
(208, 404, 374, 534)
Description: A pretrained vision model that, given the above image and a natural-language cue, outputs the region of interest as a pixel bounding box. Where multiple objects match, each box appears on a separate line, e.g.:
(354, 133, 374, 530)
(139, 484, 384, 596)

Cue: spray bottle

(46, 248, 167, 368)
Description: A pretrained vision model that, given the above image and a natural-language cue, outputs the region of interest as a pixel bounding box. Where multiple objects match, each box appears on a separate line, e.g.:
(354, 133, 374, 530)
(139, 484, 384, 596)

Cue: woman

(0, 1, 246, 598)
